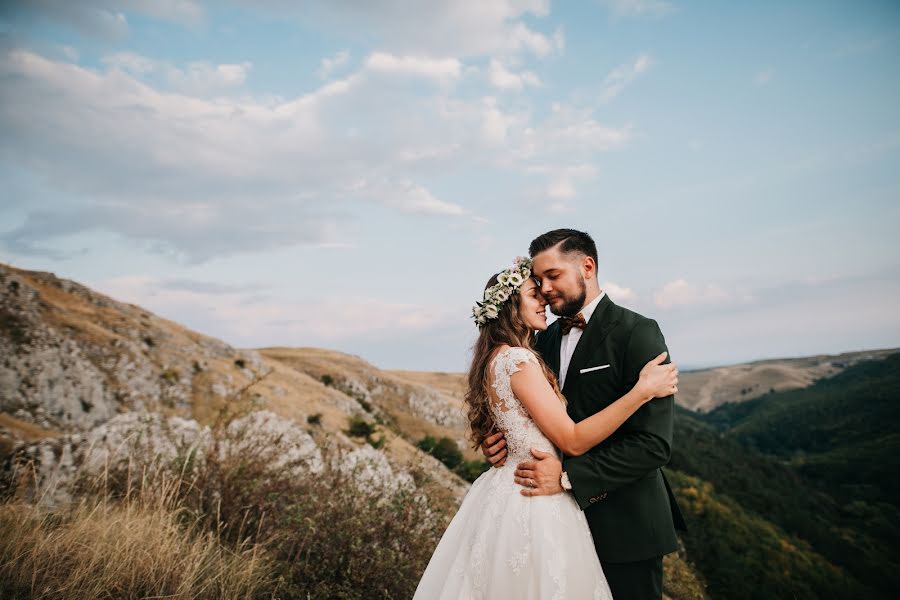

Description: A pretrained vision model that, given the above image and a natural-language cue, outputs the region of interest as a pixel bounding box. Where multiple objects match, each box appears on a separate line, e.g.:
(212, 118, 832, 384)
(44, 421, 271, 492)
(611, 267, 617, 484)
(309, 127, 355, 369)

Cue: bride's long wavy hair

(464, 273, 564, 449)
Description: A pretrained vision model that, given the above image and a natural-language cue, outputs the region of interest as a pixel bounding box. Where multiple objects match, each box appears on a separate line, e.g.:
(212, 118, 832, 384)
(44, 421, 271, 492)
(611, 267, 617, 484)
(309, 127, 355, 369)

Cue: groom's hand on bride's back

(481, 432, 508, 467)
(515, 449, 564, 496)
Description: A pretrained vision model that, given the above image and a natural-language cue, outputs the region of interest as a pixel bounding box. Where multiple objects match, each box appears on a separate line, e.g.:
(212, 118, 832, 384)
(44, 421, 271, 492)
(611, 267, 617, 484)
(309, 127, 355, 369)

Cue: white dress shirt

(559, 291, 605, 389)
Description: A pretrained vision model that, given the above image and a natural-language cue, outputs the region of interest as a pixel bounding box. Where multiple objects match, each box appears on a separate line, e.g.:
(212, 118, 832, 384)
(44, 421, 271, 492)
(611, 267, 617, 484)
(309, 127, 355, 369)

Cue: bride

(413, 256, 678, 599)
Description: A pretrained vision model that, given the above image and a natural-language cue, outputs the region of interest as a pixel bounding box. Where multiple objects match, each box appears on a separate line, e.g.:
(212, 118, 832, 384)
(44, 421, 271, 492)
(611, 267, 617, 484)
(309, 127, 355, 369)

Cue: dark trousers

(601, 556, 663, 600)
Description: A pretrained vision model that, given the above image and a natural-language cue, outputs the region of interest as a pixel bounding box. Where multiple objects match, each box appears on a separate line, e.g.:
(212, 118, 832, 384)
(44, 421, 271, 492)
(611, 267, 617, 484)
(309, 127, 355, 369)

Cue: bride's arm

(510, 352, 674, 457)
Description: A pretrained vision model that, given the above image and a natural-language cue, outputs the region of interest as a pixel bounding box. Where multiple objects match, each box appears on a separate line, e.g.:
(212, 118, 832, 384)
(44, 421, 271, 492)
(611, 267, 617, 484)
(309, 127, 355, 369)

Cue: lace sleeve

(495, 347, 539, 376)
(490, 347, 539, 412)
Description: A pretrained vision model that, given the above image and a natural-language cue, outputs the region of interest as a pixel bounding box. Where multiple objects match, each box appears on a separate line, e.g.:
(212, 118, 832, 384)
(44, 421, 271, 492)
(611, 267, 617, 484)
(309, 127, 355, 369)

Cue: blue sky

(1, 0, 898, 371)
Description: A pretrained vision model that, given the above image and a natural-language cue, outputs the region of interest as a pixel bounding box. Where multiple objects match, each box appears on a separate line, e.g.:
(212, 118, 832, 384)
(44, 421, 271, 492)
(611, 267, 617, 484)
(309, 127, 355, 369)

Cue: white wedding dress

(413, 347, 613, 600)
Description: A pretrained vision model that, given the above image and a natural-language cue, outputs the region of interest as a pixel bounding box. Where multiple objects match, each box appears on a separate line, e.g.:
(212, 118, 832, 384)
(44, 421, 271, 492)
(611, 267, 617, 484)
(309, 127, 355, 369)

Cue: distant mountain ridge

(675, 348, 898, 412)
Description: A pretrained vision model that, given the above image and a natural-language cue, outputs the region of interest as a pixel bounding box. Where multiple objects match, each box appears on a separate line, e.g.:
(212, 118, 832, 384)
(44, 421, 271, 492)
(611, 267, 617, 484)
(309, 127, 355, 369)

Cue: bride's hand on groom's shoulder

(637, 351, 679, 401)
(481, 432, 508, 467)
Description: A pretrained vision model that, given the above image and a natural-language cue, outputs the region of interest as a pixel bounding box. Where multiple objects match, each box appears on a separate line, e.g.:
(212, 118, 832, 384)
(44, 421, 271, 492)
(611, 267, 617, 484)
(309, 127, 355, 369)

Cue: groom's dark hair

(529, 228, 598, 262)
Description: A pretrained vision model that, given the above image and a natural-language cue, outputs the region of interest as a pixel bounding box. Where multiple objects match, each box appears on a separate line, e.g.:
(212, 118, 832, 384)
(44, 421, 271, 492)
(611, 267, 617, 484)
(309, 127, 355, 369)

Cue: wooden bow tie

(558, 312, 587, 335)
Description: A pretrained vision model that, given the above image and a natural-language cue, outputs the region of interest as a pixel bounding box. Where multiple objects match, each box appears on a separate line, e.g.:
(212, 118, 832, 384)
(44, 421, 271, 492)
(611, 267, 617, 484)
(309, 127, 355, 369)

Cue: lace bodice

(488, 346, 560, 463)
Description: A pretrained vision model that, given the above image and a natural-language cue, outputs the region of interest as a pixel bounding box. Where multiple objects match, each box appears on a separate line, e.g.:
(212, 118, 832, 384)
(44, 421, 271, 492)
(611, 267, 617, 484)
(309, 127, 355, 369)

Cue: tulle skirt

(413, 462, 613, 599)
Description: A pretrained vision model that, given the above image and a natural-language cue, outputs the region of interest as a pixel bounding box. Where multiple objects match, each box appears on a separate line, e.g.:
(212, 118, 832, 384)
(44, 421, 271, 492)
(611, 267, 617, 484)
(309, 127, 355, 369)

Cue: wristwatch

(560, 470, 572, 491)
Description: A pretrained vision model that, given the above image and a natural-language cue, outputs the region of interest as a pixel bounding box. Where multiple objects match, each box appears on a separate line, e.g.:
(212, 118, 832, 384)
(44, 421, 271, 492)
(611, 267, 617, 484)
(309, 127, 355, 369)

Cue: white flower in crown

(471, 255, 534, 328)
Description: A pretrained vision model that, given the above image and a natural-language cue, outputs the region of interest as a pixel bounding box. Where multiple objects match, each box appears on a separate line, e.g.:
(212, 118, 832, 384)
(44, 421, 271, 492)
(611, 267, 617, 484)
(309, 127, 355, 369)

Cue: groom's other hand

(481, 432, 508, 467)
(515, 449, 563, 496)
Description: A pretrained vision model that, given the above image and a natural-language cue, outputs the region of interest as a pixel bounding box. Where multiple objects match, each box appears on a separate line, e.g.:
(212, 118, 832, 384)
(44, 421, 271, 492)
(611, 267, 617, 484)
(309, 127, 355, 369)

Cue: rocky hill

(0, 262, 469, 510)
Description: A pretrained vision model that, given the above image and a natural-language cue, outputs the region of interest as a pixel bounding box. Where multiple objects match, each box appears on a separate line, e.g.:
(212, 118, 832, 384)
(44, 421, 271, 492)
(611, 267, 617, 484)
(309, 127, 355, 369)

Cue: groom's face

(531, 246, 588, 318)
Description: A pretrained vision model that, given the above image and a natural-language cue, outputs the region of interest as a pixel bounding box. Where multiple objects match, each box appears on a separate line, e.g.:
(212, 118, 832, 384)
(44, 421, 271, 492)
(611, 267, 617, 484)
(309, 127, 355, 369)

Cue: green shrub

(417, 436, 463, 470)
(347, 416, 376, 438)
(454, 460, 491, 483)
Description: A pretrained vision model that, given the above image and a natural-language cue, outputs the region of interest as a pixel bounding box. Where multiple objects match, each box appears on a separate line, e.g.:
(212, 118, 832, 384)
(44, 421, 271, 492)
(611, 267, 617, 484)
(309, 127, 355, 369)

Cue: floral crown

(472, 256, 533, 328)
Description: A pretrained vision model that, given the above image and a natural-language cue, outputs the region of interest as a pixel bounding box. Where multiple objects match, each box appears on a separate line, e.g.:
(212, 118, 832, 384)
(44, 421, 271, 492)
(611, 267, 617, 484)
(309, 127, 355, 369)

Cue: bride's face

(518, 278, 549, 331)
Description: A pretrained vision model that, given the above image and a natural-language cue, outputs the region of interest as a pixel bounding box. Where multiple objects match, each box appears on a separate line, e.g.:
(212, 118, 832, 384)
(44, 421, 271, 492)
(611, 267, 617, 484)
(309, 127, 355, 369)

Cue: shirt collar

(579, 290, 605, 324)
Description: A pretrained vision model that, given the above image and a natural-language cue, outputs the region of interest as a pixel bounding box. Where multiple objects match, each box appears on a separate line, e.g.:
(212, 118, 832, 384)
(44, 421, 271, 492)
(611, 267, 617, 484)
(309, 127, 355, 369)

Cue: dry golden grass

(0, 413, 58, 442)
(0, 478, 274, 600)
(0, 413, 59, 459)
(663, 550, 709, 600)
(0, 406, 450, 600)
(259, 347, 483, 462)
(386, 369, 466, 398)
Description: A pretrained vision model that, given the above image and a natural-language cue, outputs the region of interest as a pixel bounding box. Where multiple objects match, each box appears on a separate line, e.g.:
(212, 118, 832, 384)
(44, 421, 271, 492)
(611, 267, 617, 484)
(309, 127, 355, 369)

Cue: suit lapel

(562, 294, 620, 395)
(538, 322, 562, 377)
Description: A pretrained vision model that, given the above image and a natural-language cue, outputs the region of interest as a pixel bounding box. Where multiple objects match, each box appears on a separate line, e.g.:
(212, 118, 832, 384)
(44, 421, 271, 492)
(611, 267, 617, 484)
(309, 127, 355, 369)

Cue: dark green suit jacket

(535, 293, 687, 564)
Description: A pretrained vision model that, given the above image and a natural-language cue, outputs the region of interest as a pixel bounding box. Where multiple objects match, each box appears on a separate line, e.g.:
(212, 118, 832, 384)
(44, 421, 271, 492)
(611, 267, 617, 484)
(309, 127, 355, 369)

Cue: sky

(1, 0, 899, 372)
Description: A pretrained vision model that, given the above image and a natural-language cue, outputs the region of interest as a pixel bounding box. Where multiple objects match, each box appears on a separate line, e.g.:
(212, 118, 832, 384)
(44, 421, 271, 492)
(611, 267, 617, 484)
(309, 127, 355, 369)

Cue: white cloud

(317, 49, 350, 79)
(754, 67, 775, 86)
(600, 53, 653, 102)
(547, 179, 576, 200)
(527, 163, 598, 209)
(93, 274, 454, 344)
(102, 51, 156, 73)
(654, 279, 733, 309)
(102, 51, 252, 92)
(0, 47, 632, 262)
(365, 52, 462, 82)
(488, 58, 540, 90)
(349, 178, 467, 217)
(601, 281, 637, 302)
(479, 95, 521, 144)
(214, 63, 250, 85)
(244, 0, 558, 60)
(512, 103, 633, 160)
(598, 0, 675, 18)
(505, 21, 558, 57)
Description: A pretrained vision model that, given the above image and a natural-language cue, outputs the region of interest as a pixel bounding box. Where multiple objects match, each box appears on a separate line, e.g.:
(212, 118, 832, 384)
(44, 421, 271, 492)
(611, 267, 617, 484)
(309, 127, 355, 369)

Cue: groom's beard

(551, 278, 587, 318)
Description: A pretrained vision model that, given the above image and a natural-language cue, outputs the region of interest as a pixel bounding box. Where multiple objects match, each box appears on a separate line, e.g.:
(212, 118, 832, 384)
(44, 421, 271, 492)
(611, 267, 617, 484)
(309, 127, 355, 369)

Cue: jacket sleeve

(562, 318, 675, 511)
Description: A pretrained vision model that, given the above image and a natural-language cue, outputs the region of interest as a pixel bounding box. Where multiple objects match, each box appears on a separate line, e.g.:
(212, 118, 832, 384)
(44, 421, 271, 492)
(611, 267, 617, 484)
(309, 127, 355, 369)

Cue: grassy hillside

(671, 352, 900, 598)
(700, 352, 900, 506)
(665, 469, 868, 600)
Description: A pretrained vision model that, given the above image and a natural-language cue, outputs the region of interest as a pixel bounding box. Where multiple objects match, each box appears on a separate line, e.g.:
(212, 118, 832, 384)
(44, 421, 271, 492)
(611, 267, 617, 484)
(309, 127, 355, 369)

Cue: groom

(481, 228, 686, 600)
